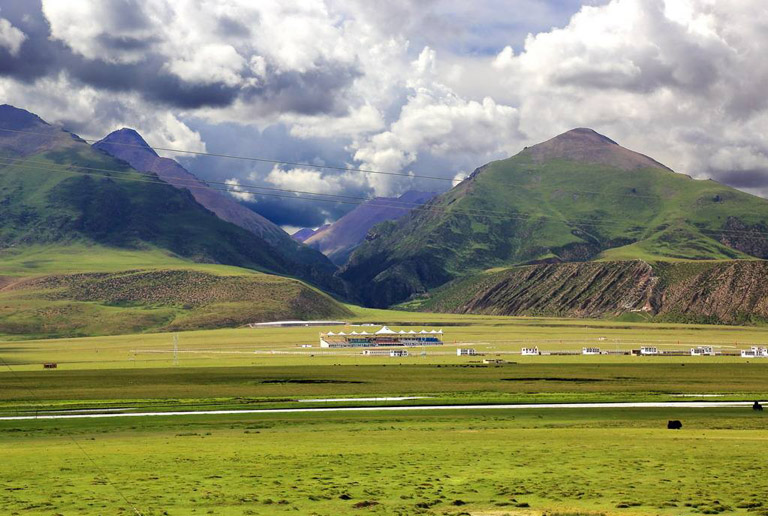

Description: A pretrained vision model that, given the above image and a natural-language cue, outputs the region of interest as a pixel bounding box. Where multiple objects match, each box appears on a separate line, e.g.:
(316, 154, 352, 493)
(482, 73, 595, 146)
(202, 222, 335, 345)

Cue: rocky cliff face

(416, 260, 768, 325)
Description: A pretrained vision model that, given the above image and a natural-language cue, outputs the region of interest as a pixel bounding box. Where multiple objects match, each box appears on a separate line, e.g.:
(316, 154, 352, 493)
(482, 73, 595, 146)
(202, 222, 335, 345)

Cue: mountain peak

(555, 127, 618, 146)
(0, 104, 50, 131)
(523, 127, 670, 171)
(95, 128, 158, 157)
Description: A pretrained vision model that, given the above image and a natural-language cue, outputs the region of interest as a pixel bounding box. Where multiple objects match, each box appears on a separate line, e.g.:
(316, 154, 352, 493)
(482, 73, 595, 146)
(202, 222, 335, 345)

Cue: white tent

(375, 326, 396, 335)
(326, 331, 335, 336)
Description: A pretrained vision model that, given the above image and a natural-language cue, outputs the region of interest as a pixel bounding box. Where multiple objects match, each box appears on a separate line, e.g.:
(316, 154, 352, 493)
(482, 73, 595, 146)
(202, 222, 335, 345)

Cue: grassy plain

(2, 313, 768, 413)
(1, 408, 766, 515)
(1, 313, 768, 515)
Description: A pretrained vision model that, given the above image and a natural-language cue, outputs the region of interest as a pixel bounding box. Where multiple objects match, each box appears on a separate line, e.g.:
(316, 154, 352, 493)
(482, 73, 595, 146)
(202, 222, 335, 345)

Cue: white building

(362, 349, 409, 357)
(640, 346, 660, 355)
(521, 347, 540, 356)
(741, 346, 768, 358)
(457, 348, 477, 356)
(582, 347, 601, 355)
(690, 346, 715, 356)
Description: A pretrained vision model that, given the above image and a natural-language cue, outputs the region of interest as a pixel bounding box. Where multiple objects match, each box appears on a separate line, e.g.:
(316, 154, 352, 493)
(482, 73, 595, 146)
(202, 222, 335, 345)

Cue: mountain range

(3, 103, 768, 334)
(297, 190, 436, 265)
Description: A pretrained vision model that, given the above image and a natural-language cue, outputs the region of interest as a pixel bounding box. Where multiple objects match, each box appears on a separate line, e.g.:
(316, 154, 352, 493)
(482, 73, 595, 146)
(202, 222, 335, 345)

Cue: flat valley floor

(1, 313, 767, 515)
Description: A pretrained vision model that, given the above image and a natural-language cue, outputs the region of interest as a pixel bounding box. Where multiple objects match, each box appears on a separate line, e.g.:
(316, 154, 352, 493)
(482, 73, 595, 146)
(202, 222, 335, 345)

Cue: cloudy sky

(2, 0, 768, 230)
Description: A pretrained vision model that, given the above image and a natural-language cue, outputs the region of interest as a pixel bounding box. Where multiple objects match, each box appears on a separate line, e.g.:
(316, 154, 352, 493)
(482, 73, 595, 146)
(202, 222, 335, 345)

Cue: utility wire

(0, 126, 672, 199)
(2, 156, 768, 238)
(0, 356, 143, 515)
(0, 126, 453, 182)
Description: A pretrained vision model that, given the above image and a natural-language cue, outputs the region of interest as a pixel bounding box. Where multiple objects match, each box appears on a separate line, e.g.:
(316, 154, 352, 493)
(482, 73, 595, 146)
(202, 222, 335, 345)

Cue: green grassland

(2, 314, 768, 416)
(1, 314, 768, 515)
(1, 408, 766, 515)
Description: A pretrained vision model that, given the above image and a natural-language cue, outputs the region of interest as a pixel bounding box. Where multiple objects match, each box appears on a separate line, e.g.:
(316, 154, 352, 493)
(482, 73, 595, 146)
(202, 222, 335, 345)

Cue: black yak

(667, 420, 682, 429)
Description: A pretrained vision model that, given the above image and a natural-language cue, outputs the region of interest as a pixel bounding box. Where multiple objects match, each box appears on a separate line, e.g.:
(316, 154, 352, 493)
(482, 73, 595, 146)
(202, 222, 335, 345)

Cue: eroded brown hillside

(417, 260, 768, 325)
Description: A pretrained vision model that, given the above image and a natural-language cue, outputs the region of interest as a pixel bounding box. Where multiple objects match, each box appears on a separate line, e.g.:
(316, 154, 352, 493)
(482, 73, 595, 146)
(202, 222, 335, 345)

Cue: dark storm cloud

(244, 196, 346, 228)
(714, 168, 768, 189)
(0, 1, 360, 114)
(248, 63, 362, 116)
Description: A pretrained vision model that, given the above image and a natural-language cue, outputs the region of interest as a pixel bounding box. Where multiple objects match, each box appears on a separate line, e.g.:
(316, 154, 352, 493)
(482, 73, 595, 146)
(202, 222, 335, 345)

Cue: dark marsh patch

(501, 377, 607, 382)
(258, 379, 366, 385)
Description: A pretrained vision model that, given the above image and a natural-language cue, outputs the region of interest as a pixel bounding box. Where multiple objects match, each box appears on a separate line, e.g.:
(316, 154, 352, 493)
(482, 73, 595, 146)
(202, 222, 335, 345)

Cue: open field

(4, 310, 768, 368)
(2, 312, 768, 414)
(1, 313, 767, 515)
(1, 407, 766, 515)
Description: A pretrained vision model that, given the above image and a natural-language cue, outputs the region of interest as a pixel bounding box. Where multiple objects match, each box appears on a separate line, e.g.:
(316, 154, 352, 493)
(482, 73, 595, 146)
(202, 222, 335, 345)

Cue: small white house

(640, 346, 660, 355)
(741, 346, 768, 358)
(521, 347, 540, 356)
(457, 348, 477, 356)
(690, 346, 715, 356)
(582, 347, 601, 355)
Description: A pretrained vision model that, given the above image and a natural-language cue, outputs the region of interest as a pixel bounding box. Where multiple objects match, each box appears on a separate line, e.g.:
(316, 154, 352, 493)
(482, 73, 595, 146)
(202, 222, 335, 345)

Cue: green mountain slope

(0, 105, 345, 291)
(341, 128, 768, 307)
(93, 128, 339, 288)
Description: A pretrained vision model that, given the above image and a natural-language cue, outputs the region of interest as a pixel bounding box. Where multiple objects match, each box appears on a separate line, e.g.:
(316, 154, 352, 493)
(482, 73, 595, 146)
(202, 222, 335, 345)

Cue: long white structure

(320, 326, 444, 348)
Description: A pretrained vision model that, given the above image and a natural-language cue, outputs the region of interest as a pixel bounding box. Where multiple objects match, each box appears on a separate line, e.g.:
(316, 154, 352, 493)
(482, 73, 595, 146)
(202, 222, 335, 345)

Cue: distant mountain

(303, 191, 436, 265)
(292, 225, 329, 243)
(341, 128, 768, 307)
(93, 128, 341, 291)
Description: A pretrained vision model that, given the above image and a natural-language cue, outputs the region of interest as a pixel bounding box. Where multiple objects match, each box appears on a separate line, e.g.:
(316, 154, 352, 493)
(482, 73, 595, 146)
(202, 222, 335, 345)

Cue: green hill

(0, 249, 352, 339)
(341, 128, 768, 307)
(0, 105, 352, 337)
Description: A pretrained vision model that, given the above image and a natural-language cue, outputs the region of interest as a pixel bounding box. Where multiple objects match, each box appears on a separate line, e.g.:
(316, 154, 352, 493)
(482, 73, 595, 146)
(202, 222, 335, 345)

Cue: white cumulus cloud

(0, 18, 26, 55)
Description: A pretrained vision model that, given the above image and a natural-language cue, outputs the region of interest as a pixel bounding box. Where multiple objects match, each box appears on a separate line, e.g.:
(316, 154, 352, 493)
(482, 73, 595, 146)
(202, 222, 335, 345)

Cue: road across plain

(0, 401, 759, 421)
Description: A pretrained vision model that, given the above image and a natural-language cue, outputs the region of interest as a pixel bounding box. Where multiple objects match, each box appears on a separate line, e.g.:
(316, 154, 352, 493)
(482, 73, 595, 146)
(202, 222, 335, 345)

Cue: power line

(0, 126, 674, 200)
(0, 356, 143, 515)
(3, 156, 768, 238)
(0, 126, 455, 182)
